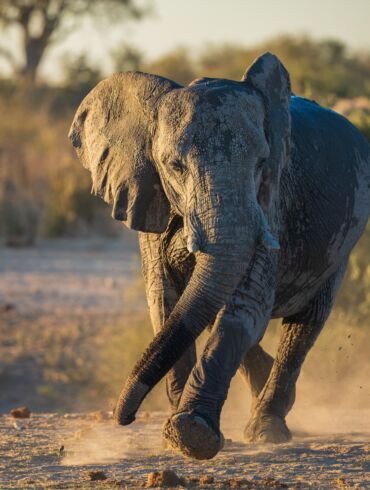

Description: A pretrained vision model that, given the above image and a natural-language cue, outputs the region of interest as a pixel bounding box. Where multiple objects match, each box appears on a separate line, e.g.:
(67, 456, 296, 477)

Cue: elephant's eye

(172, 160, 186, 174)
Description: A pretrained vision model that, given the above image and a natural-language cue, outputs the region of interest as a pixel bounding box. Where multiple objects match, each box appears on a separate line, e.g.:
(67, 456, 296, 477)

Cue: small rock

(91, 410, 110, 422)
(260, 478, 288, 488)
(10, 406, 31, 418)
(85, 470, 107, 481)
(229, 478, 252, 488)
(199, 475, 215, 485)
(146, 470, 185, 488)
(229, 478, 242, 488)
(13, 421, 23, 431)
(0, 303, 15, 313)
(334, 477, 347, 487)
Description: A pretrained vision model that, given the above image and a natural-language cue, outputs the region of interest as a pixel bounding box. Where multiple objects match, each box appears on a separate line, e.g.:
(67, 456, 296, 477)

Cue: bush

(0, 178, 40, 246)
(0, 87, 118, 244)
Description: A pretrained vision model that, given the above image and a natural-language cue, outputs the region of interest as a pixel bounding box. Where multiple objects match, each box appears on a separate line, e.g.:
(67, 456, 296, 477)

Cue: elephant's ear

(242, 53, 291, 220)
(69, 72, 180, 233)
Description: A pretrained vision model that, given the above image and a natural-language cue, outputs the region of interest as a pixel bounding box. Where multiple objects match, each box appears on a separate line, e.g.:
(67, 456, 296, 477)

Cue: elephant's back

(274, 96, 370, 317)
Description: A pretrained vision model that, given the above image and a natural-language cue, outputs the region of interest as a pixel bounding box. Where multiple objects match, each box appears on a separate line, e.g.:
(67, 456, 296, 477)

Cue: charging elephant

(69, 53, 370, 460)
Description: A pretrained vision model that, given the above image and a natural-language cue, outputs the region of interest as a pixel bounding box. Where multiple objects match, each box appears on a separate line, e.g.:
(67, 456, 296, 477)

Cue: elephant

(69, 52, 370, 460)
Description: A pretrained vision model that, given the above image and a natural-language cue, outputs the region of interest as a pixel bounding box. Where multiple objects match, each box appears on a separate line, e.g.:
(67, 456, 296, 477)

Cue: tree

(0, 0, 149, 83)
(62, 54, 102, 90)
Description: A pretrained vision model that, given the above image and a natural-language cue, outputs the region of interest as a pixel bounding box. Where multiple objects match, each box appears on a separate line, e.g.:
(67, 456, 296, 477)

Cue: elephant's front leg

(163, 250, 277, 459)
(244, 263, 347, 443)
(139, 231, 196, 412)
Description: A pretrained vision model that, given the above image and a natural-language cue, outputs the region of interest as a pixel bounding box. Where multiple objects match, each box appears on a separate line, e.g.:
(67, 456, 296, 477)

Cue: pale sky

(1, 0, 370, 81)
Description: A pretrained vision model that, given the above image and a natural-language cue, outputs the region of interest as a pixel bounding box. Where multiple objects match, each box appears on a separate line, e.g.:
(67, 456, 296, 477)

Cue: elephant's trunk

(114, 243, 251, 426)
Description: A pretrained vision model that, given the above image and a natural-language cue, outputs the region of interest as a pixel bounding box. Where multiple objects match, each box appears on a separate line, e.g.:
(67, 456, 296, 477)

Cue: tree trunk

(17, 3, 58, 84)
(20, 36, 49, 83)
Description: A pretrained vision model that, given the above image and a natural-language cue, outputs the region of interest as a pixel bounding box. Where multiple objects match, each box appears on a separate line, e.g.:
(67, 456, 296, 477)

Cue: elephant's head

(69, 52, 291, 424)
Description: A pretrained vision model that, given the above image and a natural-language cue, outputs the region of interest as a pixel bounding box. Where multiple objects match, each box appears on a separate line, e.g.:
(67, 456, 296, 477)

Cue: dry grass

(0, 91, 119, 244)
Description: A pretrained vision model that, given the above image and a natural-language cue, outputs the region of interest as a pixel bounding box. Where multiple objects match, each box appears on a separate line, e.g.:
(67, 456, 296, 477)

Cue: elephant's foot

(244, 412, 291, 444)
(163, 412, 223, 460)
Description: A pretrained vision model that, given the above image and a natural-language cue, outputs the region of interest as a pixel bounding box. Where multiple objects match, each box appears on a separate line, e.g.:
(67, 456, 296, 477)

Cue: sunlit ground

(0, 238, 369, 488)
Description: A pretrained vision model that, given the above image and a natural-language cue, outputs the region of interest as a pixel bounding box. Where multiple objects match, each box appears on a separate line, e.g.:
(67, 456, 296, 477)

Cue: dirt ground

(1, 410, 369, 489)
(0, 237, 141, 412)
(0, 239, 369, 489)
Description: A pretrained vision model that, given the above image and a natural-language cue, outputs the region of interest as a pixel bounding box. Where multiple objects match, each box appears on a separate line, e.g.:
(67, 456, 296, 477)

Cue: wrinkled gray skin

(69, 53, 370, 460)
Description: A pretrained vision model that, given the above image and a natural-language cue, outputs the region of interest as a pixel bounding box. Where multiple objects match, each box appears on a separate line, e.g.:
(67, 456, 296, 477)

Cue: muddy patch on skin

(163, 412, 223, 460)
(244, 413, 292, 444)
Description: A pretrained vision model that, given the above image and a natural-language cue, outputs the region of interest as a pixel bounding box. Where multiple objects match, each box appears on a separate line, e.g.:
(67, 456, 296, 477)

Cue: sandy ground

(0, 239, 369, 488)
(0, 237, 139, 318)
(0, 237, 141, 412)
(1, 411, 369, 489)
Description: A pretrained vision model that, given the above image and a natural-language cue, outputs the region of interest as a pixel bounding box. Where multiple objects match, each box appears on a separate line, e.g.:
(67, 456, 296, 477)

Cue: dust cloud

(63, 316, 369, 466)
(62, 413, 164, 466)
(223, 316, 370, 438)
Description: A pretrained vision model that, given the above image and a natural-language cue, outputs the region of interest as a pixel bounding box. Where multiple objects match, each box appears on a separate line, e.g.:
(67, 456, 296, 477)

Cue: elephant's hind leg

(244, 261, 348, 444)
(239, 343, 296, 414)
(239, 344, 274, 405)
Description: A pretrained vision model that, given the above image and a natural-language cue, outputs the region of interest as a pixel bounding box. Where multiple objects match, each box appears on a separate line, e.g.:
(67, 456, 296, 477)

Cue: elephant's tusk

(258, 208, 280, 251)
(187, 236, 200, 253)
(261, 228, 280, 251)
